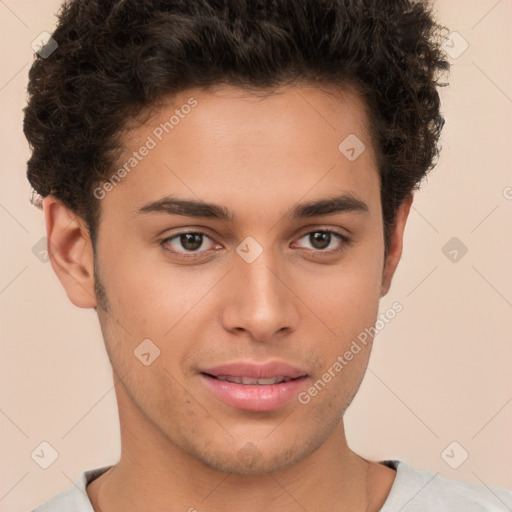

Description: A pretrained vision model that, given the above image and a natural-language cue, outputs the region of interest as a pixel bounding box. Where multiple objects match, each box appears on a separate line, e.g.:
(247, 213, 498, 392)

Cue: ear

(42, 196, 97, 308)
(380, 193, 413, 297)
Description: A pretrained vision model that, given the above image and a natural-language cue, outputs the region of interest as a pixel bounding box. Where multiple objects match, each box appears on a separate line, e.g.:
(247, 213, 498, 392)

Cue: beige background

(1, 1, 511, 511)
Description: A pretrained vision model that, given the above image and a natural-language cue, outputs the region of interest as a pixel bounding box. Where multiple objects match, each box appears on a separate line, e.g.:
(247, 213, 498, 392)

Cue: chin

(192, 448, 301, 475)
(183, 430, 326, 476)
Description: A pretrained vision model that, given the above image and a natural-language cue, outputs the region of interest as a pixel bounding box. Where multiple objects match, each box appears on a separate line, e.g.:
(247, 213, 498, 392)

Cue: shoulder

(30, 466, 112, 512)
(379, 460, 512, 512)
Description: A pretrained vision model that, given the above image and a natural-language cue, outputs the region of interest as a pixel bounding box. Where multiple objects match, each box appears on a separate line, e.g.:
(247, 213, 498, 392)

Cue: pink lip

(199, 361, 309, 412)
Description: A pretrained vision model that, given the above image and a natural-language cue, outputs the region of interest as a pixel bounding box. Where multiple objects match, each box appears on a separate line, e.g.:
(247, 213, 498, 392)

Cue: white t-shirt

(31, 459, 512, 511)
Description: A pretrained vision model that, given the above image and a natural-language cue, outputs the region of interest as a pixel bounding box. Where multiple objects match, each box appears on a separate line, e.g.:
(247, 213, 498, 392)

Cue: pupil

(311, 232, 330, 249)
(181, 233, 202, 251)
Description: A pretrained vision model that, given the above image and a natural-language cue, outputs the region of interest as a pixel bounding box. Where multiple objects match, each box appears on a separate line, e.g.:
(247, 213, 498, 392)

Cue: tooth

(214, 375, 294, 385)
(256, 377, 278, 385)
(241, 377, 259, 385)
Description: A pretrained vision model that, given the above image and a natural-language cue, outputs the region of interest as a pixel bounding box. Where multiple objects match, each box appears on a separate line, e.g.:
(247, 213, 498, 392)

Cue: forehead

(139, 82, 374, 159)
(103, 82, 380, 220)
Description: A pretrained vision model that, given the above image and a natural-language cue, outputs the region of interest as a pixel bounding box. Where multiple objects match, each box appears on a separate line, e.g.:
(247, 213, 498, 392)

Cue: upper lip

(200, 361, 308, 379)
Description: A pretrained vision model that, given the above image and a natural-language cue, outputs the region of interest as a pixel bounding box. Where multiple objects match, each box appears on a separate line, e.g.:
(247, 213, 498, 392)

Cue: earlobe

(42, 196, 97, 308)
(380, 193, 413, 297)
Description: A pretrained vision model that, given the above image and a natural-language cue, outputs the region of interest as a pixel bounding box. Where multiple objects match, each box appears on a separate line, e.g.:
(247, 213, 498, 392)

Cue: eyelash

(160, 228, 351, 259)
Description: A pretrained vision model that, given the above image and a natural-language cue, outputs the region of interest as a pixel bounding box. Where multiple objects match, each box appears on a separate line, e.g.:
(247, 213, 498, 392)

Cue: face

(67, 83, 407, 474)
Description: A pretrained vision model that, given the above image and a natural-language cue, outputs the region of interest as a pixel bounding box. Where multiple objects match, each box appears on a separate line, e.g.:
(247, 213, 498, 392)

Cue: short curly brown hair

(23, 0, 449, 254)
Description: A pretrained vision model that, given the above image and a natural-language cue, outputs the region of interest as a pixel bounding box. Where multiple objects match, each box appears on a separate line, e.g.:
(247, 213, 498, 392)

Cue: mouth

(198, 361, 309, 412)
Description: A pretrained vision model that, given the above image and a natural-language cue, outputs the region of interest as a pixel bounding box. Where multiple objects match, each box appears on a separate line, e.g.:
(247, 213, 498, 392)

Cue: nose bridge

(222, 241, 297, 338)
(241, 249, 280, 305)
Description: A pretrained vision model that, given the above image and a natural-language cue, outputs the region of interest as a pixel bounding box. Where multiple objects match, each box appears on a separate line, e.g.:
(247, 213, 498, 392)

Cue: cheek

(99, 242, 207, 332)
(300, 247, 383, 330)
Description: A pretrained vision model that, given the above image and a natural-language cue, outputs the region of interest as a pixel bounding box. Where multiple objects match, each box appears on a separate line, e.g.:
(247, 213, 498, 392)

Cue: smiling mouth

(203, 374, 304, 385)
(200, 370, 309, 411)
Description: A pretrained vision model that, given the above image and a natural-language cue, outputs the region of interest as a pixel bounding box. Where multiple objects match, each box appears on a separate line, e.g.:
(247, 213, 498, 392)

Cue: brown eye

(162, 231, 216, 254)
(309, 232, 332, 250)
(178, 233, 204, 251)
(294, 230, 349, 253)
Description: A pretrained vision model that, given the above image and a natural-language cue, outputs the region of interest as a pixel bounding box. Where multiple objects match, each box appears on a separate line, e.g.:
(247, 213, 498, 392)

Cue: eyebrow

(137, 192, 369, 222)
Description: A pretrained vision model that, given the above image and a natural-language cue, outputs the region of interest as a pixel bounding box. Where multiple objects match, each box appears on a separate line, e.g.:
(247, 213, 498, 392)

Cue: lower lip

(200, 374, 308, 412)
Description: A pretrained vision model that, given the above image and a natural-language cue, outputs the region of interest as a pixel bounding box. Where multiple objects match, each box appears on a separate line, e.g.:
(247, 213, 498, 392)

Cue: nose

(220, 247, 300, 342)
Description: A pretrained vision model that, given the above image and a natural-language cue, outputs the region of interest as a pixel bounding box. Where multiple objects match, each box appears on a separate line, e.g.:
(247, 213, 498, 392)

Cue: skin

(44, 83, 412, 511)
